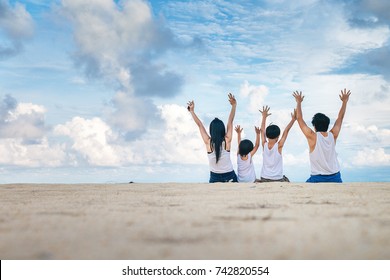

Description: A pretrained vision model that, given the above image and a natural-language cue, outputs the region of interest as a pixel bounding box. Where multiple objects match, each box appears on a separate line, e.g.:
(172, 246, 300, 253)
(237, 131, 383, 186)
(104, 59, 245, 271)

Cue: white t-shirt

(207, 148, 234, 174)
(261, 142, 283, 180)
(310, 132, 340, 175)
(237, 153, 256, 182)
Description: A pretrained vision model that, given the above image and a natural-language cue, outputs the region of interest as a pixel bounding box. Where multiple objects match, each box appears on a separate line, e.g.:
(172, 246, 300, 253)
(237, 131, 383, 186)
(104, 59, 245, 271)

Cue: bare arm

(259, 105, 271, 147)
(235, 125, 242, 155)
(250, 126, 261, 156)
(225, 93, 237, 146)
(330, 88, 351, 141)
(293, 91, 315, 139)
(278, 109, 296, 150)
(187, 100, 210, 145)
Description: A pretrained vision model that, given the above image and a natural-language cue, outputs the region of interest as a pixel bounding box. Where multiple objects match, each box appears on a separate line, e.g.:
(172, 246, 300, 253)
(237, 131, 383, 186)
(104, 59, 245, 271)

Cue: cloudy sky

(0, 0, 389, 183)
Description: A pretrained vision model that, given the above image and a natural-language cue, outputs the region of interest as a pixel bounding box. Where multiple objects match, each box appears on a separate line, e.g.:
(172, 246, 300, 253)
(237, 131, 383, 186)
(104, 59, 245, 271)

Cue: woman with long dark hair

(187, 93, 238, 183)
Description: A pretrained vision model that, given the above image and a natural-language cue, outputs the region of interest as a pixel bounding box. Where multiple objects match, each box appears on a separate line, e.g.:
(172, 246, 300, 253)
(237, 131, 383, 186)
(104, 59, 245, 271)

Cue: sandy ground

(0, 182, 389, 260)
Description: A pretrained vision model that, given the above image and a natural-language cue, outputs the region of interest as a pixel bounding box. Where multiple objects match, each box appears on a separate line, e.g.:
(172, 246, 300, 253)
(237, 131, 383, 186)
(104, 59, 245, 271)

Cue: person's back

(293, 89, 351, 183)
(258, 106, 296, 182)
(235, 126, 260, 183)
(237, 153, 256, 182)
(310, 132, 340, 175)
(187, 93, 238, 183)
(208, 145, 234, 174)
(261, 142, 283, 180)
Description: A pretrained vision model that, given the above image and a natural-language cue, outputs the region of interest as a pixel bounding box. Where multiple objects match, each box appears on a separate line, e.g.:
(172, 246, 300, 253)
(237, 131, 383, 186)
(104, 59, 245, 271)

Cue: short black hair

(312, 113, 330, 132)
(266, 125, 280, 139)
(238, 139, 254, 156)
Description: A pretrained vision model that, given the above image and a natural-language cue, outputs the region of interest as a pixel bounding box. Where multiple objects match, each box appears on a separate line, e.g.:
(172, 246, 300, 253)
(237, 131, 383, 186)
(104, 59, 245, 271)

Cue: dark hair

(312, 113, 330, 132)
(239, 139, 254, 157)
(266, 124, 280, 139)
(209, 118, 226, 163)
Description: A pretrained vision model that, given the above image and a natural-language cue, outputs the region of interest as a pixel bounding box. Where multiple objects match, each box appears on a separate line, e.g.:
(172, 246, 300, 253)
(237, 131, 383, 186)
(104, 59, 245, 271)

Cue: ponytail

(209, 118, 226, 163)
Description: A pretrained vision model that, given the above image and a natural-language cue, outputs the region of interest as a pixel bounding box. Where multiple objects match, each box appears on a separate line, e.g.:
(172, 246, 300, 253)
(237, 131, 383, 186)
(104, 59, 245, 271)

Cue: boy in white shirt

(235, 125, 261, 182)
(258, 106, 296, 182)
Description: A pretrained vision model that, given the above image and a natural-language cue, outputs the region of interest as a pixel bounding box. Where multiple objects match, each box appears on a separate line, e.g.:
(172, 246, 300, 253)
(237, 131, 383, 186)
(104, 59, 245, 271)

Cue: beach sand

(0, 182, 389, 260)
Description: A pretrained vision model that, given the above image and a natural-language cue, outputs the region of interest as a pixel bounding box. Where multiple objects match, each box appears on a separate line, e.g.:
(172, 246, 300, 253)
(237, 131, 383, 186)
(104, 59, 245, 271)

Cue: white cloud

(163, 0, 390, 84)
(0, 95, 66, 167)
(0, 95, 46, 141)
(53, 104, 207, 167)
(283, 150, 310, 166)
(61, 0, 152, 83)
(0, 137, 65, 167)
(8, 102, 46, 120)
(54, 116, 122, 166)
(0, 0, 34, 58)
(107, 91, 159, 137)
(159, 104, 206, 165)
(60, 0, 181, 84)
(239, 81, 269, 113)
(0, 1, 34, 37)
(353, 148, 390, 166)
(59, 0, 183, 137)
(343, 123, 390, 147)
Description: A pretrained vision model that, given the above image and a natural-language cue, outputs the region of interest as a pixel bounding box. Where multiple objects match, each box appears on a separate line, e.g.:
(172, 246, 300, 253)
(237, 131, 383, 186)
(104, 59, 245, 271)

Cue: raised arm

(278, 109, 296, 150)
(235, 125, 242, 155)
(293, 91, 315, 140)
(259, 105, 271, 147)
(250, 126, 261, 156)
(225, 93, 237, 144)
(187, 100, 210, 145)
(330, 88, 351, 141)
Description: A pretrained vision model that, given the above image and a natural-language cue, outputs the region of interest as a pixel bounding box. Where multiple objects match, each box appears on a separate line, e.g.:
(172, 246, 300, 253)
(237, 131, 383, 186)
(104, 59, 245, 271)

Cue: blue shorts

(209, 170, 238, 183)
(306, 171, 342, 183)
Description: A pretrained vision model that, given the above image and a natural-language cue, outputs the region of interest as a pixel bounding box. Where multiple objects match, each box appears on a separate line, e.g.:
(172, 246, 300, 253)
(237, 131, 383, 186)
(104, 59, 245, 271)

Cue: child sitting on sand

(293, 89, 351, 183)
(235, 125, 261, 182)
(187, 93, 238, 183)
(257, 106, 296, 182)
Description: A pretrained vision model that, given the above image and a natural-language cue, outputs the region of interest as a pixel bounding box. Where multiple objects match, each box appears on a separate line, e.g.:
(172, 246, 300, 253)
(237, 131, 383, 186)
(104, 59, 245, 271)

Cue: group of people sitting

(187, 89, 351, 183)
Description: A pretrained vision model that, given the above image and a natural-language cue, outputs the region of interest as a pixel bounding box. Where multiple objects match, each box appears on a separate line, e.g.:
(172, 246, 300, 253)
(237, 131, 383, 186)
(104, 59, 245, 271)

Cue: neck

(316, 131, 328, 136)
(268, 138, 278, 144)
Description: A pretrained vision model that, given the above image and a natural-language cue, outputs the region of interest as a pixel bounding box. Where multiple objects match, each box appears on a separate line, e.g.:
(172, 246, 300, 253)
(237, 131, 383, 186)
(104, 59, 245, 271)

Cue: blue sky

(0, 0, 389, 183)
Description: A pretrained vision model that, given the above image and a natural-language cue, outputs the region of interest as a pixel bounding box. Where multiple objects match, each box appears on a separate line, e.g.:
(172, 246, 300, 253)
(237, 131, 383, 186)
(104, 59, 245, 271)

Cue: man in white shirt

(293, 89, 351, 183)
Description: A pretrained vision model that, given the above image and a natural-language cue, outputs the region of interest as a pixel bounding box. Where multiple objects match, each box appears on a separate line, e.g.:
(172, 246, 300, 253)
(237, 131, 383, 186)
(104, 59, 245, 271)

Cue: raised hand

(187, 100, 195, 112)
(293, 91, 304, 103)
(339, 88, 351, 103)
(255, 126, 261, 134)
(259, 105, 271, 118)
(235, 125, 243, 134)
(291, 109, 297, 120)
(228, 93, 237, 106)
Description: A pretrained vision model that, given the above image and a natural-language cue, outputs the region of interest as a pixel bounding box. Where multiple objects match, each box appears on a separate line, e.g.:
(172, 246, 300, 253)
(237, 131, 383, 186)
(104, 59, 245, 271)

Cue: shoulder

(306, 130, 317, 141)
(308, 129, 317, 138)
